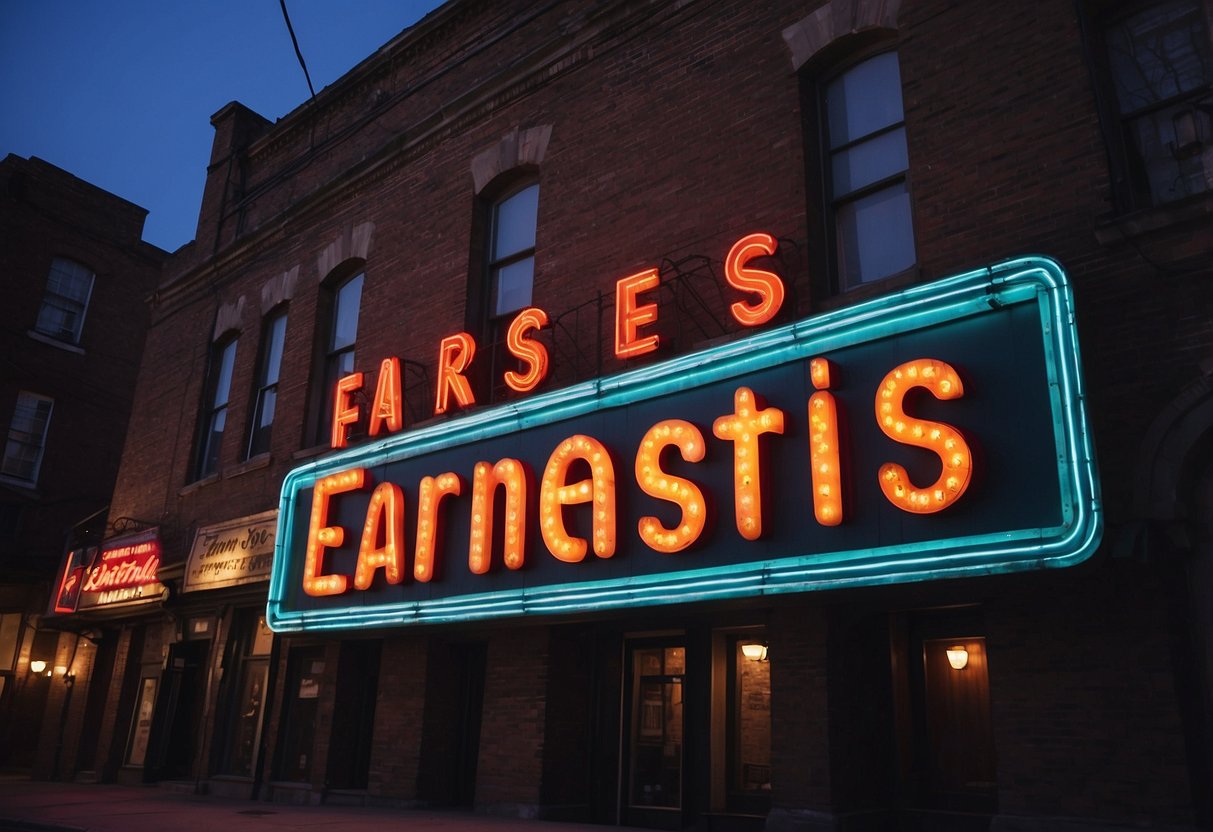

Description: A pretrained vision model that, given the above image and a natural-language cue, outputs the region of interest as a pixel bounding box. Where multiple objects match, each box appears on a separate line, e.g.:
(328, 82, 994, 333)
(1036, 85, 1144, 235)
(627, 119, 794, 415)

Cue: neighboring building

(0, 154, 165, 777)
(44, 1, 1213, 831)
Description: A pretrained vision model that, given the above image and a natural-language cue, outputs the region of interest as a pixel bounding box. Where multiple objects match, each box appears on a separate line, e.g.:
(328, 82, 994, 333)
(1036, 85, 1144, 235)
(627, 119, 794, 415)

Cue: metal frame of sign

(267, 256, 1102, 632)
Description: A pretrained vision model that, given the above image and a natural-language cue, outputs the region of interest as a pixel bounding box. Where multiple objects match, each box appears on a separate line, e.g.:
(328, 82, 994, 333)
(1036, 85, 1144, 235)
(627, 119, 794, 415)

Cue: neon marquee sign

(267, 256, 1101, 632)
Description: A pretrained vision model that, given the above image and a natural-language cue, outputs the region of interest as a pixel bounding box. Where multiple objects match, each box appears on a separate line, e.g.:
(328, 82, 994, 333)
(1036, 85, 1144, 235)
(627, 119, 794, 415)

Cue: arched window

(821, 51, 916, 291)
(312, 271, 364, 446)
(195, 334, 239, 480)
(246, 307, 288, 459)
(487, 182, 539, 319)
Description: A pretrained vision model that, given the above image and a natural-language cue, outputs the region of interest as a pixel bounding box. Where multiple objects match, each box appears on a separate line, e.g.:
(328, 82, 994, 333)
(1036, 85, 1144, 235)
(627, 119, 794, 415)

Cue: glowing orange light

(504, 307, 550, 393)
(614, 268, 661, 359)
(540, 435, 616, 562)
(469, 458, 527, 574)
(414, 472, 461, 582)
(808, 357, 843, 526)
(354, 481, 406, 589)
(368, 357, 403, 437)
(875, 359, 973, 514)
(303, 468, 366, 596)
(712, 387, 784, 540)
(434, 332, 477, 415)
(635, 419, 706, 553)
(724, 232, 784, 327)
(331, 372, 364, 449)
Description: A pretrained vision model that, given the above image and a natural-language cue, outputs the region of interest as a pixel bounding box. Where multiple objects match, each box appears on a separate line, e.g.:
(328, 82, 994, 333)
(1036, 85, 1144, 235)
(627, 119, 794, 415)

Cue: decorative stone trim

(260, 266, 299, 314)
(317, 221, 376, 279)
(213, 295, 246, 341)
(471, 125, 553, 194)
(782, 0, 901, 72)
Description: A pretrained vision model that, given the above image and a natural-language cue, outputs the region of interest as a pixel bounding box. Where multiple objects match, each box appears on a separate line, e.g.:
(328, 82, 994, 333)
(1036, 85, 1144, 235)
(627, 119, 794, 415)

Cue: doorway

(893, 610, 997, 826)
(418, 640, 486, 806)
(325, 639, 381, 791)
(623, 638, 686, 829)
(148, 639, 209, 781)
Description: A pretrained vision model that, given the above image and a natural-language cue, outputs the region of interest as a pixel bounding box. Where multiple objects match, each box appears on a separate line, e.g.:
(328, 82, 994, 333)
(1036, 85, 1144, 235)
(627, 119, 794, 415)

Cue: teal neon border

(267, 256, 1102, 632)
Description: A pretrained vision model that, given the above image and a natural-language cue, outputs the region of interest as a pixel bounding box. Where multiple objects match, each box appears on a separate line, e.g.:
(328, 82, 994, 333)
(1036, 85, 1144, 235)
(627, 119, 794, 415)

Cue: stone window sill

(1094, 192, 1213, 244)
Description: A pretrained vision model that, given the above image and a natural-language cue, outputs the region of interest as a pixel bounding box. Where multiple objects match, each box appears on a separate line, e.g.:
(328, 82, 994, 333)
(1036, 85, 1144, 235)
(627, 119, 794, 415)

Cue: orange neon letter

(331, 372, 364, 449)
(712, 387, 784, 540)
(614, 268, 661, 359)
(303, 468, 366, 596)
(414, 473, 461, 582)
(540, 435, 616, 562)
(469, 459, 527, 574)
(808, 358, 843, 526)
(504, 307, 550, 393)
(725, 232, 784, 327)
(354, 481, 406, 589)
(635, 420, 707, 553)
(875, 359, 973, 514)
(434, 332, 477, 415)
(368, 357, 403, 436)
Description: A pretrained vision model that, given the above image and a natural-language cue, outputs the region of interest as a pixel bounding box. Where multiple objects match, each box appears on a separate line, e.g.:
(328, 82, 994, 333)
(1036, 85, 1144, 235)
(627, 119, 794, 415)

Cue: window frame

(311, 270, 365, 447)
(245, 307, 288, 460)
(486, 181, 540, 321)
(1, 391, 55, 486)
(1086, 0, 1213, 213)
(193, 334, 239, 481)
(818, 48, 917, 295)
(34, 257, 96, 345)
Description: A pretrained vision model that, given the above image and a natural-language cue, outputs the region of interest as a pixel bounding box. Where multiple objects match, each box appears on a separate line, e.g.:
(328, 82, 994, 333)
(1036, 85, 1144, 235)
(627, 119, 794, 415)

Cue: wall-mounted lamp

(946, 645, 969, 670)
(29, 660, 47, 675)
(741, 642, 768, 662)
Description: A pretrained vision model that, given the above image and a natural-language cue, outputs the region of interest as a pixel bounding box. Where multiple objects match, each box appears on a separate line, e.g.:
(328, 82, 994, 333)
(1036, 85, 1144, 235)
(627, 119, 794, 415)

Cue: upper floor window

(823, 51, 915, 291)
(35, 258, 95, 344)
(246, 308, 288, 459)
(1101, 0, 1212, 209)
(488, 183, 539, 319)
(195, 336, 238, 480)
(1, 391, 54, 485)
(315, 272, 364, 446)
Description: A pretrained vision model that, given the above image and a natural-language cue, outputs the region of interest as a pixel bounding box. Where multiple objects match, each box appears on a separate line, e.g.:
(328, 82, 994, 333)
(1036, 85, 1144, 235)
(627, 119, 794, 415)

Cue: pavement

(0, 777, 641, 832)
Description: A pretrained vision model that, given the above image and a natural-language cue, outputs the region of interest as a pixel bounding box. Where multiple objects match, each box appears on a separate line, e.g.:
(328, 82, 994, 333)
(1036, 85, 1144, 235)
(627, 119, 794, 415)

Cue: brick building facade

(0, 154, 165, 777)
(42, 1, 1213, 831)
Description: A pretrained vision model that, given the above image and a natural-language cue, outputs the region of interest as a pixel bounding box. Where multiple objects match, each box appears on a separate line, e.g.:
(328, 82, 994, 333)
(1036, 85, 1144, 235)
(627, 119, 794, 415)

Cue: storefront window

(628, 643, 685, 810)
(730, 637, 771, 804)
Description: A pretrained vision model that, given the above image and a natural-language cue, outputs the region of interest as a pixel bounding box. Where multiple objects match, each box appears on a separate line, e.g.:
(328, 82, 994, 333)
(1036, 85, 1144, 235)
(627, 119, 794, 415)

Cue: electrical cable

(279, 0, 317, 103)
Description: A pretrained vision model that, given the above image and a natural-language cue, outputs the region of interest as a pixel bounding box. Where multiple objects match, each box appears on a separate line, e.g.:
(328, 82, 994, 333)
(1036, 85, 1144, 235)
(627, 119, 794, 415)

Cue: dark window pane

(492, 184, 539, 260)
(831, 126, 909, 197)
(264, 313, 287, 385)
(836, 181, 916, 288)
(331, 274, 364, 351)
(1107, 1, 1211, 113)
(491, 256, 535, 317)
(2, 393, 53, 483)
(826, 52, 904, 148)
(213, 340, 237, 408)
(35, 258, 94, 343)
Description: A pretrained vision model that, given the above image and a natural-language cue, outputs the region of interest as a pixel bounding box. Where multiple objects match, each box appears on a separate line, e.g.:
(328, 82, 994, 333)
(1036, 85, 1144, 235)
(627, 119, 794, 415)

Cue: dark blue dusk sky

(0, 0, 443, 253)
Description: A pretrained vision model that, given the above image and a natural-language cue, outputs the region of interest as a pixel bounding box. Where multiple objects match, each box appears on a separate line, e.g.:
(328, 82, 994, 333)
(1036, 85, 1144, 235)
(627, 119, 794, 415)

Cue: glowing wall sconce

(29, 660, 47, 675)
(946, 645, 969, 670)
(741, 642, 768, 662)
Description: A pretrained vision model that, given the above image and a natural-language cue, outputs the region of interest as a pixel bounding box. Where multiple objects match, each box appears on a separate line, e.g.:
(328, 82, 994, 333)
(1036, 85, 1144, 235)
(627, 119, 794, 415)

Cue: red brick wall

(94, 0, 1213, 826)
(367, 634, 428, 801)
(475, 626, 549, 813)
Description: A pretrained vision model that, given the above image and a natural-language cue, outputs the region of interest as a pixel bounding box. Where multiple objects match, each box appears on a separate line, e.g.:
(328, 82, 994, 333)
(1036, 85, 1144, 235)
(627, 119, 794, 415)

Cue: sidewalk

(0, 777, 637, 832)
